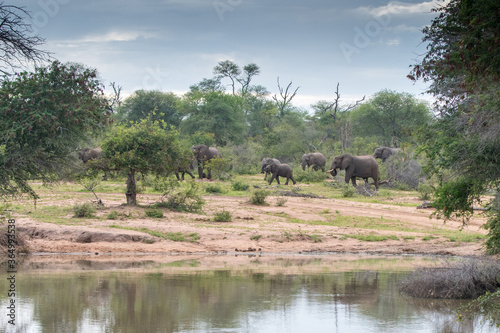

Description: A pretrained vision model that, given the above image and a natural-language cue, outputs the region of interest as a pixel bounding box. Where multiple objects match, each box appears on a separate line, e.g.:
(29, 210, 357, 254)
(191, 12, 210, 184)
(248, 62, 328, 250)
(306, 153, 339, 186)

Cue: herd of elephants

(79, 145, 401, 189)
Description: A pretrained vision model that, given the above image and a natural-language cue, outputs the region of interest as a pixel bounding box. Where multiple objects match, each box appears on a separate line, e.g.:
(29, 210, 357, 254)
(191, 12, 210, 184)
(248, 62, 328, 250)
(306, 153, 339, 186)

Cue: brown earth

(12, 184, 489, 258)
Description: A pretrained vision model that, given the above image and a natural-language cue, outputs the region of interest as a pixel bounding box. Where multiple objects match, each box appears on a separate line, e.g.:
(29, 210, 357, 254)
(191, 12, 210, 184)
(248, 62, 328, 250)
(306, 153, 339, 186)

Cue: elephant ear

(382, 148, 392, 160)
(341, 155, 353, 170)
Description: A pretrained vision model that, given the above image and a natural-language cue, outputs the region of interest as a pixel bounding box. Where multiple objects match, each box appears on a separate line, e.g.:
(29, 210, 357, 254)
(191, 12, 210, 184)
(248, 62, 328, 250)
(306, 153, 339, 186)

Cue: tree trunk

(126, 170, 137, 205)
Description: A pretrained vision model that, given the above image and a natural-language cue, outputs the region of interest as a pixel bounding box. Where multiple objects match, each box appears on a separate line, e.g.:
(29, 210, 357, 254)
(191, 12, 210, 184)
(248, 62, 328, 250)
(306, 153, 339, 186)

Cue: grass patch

(145, 209, 164, 218)
(250, 189, 269, 205)
(109, 225, 200, 242)
(250, 235, 262, 241)
(347, 234, 399, 242)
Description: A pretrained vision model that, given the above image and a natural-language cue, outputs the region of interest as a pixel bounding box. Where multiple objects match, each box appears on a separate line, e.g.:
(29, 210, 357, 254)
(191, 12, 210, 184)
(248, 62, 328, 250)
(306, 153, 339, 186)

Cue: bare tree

(272, 77, 300, 116)
(318, 83, 365, 122)
(0, 4, 50, 75)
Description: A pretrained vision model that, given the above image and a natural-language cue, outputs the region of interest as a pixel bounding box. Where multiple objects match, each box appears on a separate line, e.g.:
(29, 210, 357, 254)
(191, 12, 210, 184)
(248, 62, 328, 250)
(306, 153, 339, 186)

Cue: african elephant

(301, 152, 326, 171)
(373, 147, 400, 162)
(328, 154, 379, 189)
(261, 158, 280, 180)
(191, 144, 222, 179)
(79, 147, 102, 163)
(79, 147, 108, 180)
(173, 158, 195, 181)
(264, 159, 296, 185)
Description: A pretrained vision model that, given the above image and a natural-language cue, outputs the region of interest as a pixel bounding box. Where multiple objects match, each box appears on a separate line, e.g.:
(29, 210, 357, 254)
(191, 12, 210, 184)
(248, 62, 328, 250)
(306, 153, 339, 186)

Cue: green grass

(109, 225, 200, 242)
(347, 234, 399, 242)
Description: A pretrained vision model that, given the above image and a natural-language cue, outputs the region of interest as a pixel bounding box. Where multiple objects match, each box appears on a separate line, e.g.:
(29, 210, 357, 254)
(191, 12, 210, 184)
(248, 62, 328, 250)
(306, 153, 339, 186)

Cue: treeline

(112, 60, 433, 170)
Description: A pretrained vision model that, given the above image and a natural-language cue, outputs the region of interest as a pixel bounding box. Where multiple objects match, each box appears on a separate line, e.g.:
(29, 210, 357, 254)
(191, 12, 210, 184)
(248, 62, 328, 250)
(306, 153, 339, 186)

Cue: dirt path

(14, 192, 488, 257)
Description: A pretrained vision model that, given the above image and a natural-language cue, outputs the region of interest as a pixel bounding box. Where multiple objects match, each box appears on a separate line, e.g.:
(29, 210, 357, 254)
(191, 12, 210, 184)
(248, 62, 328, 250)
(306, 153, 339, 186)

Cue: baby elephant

(264, 162, 296, 185)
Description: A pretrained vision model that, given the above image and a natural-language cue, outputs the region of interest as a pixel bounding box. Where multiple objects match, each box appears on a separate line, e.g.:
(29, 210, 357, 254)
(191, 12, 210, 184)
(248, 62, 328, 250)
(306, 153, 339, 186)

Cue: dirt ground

(13, 185, 489, 258)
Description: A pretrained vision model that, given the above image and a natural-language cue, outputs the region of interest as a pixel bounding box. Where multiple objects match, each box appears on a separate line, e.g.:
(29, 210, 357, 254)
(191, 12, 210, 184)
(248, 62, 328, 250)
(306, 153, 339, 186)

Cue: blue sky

(16, 0, 445, 110)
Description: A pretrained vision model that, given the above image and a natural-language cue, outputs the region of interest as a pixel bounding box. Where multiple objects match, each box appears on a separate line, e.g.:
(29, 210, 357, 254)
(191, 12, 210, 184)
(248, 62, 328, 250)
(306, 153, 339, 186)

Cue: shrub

(73, 203, 96, 218)
(250, 189, 269, 205)
(205, 184, 224, 194)
(399, 259, 500, 299)
(0, 228, 30, 254)
(145, 209, 164, 218)
(212, 209, 232, 222)
(156, 181, 205, 212)
(231, 181, 249, 191)
(107, 210, 118, 219)
(382, 150, 423, 190)
(341, 184, 356, 198)
(293, 168, 326, 183)
(205, 156, 231, 180)
(417, 182, 434, 200)
(276, 197, 288, 206)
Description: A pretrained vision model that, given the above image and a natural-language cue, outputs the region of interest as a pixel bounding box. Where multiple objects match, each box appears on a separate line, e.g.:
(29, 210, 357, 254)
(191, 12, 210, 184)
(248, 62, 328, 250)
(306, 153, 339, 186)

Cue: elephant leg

(197, 165, 204, 179)
(290, 175, 296, 185)
(268, 174, 276, 185)
(186, 170, 195, 179)
(351, 176, 357, 187)
(174, 171, 181, 181)
(207, 168, 212, 179)
(276, 176, 280, 185)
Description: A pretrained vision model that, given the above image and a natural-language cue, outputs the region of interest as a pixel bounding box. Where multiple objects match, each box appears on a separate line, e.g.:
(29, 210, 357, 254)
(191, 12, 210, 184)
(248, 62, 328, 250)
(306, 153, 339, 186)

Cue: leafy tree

(409, 0, 500, 253)
(100, 118, 182, 205)
(181, 91, 245, 146)
(0, 61, 110, 199)
(115, 90, 182, 127)
(0, 4, 49, 74)
(350, 90, 432, 147)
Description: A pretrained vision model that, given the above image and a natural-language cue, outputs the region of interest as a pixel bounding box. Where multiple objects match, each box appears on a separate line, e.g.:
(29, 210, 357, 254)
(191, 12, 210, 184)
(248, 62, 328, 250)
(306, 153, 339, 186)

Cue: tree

(181, 91, 245, 146)
(272, 77, 299, 117)
(115, 90, 182, 127)
(350, 90, 432, 147)
(0, 61, 110, 199)
(0, 4, 50, 74)
(409, 0, 500, 253)
(213, 60, 241, 95)
(100, 118, 182, 205)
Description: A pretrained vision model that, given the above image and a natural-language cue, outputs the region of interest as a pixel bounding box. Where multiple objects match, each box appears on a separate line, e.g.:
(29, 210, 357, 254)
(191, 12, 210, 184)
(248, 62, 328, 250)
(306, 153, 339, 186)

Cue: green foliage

(204, 184, 224, 194)
(155, 180, 205, 212)
(212, 209, 232, 222)
(205, 156, 231, 181)
(432, 178, 479, 222)
(0, 61, 110, 199)
(231, 181, 249, 191)
(341, 184, 357, 198)
(115, 90, 182, 127)
(276, 197, 288, 207)
(106, 210, 118, 220)
(220, 140, 264, 175)
(417, 182, 434, 201)
(73, 203, 96, 218)
(293, 168, 326, 183)
(350, 90, 432, 146)
(459, 290, 500, 327)
(250, 235, 262, 241)
(250, 189, 269, 205)
(100, 117, 182, 205)
(484, 194, 500, 254)
(145, 209, 164, 218)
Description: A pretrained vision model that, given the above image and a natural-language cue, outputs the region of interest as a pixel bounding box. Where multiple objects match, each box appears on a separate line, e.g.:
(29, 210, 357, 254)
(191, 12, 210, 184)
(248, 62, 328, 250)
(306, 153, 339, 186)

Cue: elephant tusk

(327, 169, 334, 173)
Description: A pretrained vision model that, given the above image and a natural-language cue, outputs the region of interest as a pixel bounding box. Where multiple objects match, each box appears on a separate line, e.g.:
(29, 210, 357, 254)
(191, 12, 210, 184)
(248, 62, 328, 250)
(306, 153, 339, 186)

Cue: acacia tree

(100, 119, 182, 205)
(350, 90, 432, 147)
(0, 61, 110, 199)
(409, 0, 500, 253)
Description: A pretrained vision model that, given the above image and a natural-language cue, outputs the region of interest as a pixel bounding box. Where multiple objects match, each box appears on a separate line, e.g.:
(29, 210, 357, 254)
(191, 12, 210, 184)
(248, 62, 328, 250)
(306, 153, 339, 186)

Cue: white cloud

(354, 0, 449, 17)
(75, 30, 158, 43)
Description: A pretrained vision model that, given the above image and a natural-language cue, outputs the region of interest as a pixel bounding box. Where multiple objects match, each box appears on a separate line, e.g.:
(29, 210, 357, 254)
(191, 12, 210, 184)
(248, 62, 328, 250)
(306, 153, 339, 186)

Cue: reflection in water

(0, 255, 496, 333)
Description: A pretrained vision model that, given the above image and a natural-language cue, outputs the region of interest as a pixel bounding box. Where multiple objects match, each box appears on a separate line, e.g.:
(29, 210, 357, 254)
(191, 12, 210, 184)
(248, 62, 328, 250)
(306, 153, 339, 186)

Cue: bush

(293, 168, 327, 183)
(399, 259, 500, 299)
(155, 180, 205, 212)
(205, 184, 224, 194)
(107, 210, 118, 219)
(231, 181, 249, 191)
(382, 150, 423, 190)
(73, 203, 96, 218)
(341, 184, 357, 198)
(417, 182, 434, 200)
(250, 189, 269, 205)
(145, 209, 164, 218)
(276, 197, 288, 206)
(205, 156, 231, 180)
(212, 209, 232, 222)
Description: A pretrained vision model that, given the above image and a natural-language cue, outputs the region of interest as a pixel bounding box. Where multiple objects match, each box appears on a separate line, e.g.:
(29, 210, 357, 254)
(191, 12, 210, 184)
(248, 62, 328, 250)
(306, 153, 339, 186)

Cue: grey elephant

(79, 147, 108, 180)
(301, 152, 326, 172)
(173, 158, 195, 181)
(261, 158, 280, 180)
(264, 159, 296, 185)
(373, 147, 400, 162)
(328, 154, 379, 189)
(191, 144, 222, 179)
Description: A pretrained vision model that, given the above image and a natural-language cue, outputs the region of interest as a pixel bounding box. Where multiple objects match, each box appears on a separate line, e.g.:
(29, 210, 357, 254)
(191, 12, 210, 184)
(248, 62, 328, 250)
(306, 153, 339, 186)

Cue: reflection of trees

(0, 269, 491, 332)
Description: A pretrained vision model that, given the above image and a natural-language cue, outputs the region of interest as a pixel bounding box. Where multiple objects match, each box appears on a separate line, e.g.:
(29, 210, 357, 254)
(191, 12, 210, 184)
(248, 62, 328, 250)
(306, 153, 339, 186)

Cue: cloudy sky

(16, 0, 444, 110)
